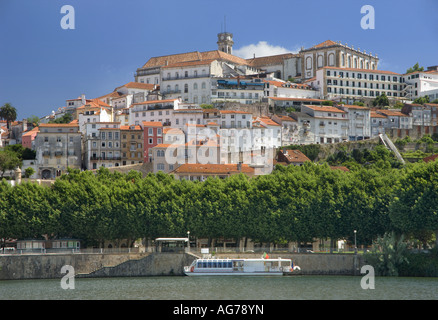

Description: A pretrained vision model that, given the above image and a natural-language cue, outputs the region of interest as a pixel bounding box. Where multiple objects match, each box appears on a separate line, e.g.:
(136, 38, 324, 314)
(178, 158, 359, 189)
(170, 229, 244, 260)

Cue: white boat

(184, 257, 294, 276)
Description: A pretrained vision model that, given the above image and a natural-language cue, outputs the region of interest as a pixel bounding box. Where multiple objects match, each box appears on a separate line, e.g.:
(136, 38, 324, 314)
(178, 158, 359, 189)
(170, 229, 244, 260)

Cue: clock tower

(217, 32, 234, 55)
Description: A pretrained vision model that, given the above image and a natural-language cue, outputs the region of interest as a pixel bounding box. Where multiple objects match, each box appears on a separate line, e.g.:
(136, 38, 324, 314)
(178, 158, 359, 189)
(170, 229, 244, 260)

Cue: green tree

(0, 150, 21, 178)
(24, 167, 35, 178)
(26, 115, 40, 127)
(406, 63, 424, 74)
(364, 232, 409, 276)
(49, 113, 73, 124)
(373, 93, 389, 107)
(389, 161, 438, 247)
(0, 103, 17, 130)
(413, 96, 430, 105)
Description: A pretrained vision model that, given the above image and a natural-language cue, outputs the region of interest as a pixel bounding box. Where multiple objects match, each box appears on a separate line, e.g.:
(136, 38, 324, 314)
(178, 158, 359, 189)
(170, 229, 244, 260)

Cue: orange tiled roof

(280, 150, 311, 163)
(39, 123, 79, 128)
(246, 53, 298, 67)
(141, 50, 249, 70)
(340, 104, 370, 110)
(370, 111, 386, 118)
(302, 105, 346, 113)
(117, 82, 156, 90)
(423, 154, 438, 163)
(142, 121, 163, 127)
(311, 40, 338, 49)
(377, 110, 408, 117)
(330, 166, 350, 172)
(173, 163, 254, 174)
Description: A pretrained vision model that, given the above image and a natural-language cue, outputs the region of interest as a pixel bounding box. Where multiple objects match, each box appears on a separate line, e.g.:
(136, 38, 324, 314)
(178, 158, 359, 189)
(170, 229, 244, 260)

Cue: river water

(1, 275, 437, 300)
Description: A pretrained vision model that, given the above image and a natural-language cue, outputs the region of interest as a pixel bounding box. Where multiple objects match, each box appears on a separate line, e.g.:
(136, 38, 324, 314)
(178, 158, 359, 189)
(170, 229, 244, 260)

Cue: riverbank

(0, 252, 364, 280)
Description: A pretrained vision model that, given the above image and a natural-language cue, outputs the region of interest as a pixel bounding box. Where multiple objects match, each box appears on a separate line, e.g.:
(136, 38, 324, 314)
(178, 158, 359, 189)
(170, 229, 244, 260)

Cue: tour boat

(184, 257, 296, 276)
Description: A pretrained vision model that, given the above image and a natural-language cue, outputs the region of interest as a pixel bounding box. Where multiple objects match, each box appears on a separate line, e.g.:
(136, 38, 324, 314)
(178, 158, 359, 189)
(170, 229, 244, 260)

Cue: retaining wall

(0, 252, 363, 280)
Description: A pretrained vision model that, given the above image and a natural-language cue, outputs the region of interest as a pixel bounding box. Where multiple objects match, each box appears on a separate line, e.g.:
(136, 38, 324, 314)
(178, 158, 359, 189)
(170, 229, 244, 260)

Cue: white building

(298, 105, 349, 144)
(315, 67, 404, 102)
(401, 67, 438, 101)
(337, 104, 371, 141)
(129, 99, 180, 126)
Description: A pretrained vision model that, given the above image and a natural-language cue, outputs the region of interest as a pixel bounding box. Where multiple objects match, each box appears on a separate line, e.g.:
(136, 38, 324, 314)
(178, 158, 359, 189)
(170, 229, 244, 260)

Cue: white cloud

(233, 41, 299, 59)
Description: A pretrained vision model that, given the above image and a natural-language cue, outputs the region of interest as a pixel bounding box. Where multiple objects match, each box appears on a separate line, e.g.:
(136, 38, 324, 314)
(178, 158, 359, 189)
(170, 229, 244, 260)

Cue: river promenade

(0, 251, 364, 280)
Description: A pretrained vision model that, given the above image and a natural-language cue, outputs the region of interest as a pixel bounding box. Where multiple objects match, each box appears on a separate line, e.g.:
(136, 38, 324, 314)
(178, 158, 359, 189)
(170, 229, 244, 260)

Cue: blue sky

(1, 0, 437, 120)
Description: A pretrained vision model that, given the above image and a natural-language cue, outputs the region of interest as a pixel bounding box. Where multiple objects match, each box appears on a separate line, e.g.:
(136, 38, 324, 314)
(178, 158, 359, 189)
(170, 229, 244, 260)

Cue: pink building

(21, 127, 39, 149)
(143, 121, 163, 163)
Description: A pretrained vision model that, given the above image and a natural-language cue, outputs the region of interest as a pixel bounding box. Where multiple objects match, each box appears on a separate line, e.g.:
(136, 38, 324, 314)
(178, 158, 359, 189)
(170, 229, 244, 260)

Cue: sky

(0, 0, 437, 120)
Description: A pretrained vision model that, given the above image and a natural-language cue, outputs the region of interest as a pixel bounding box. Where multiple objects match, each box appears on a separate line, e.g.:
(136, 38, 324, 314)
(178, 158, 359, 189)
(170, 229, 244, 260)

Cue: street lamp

(187, 231, 190, 252)
(354, 230, 357, 254)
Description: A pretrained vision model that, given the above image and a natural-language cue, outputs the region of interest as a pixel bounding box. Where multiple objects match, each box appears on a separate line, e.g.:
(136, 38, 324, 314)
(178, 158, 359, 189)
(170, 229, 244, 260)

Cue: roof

(377, 110, 408, 117)
(39, 123, 79, 128)
(302, 105, 346, 113)
(140, 50, 249, 70)
(259, 118, 281, 126)
(370, 111, 387, 118)
(142, 121, 163, 127)
(120, 125, 142, 131)
(22, 127, 40, 137)
(279, 150, 311, 164)
(246, 53, 298, 67)
(311, 40, 339, 49)
(330, 166, 350, 172)
(116, 82, 156, 91)
(172, 163, 254, 175)
(340, 104, 370, 110)
(273, 115, 296, 122)
(423, 154, 438, 163)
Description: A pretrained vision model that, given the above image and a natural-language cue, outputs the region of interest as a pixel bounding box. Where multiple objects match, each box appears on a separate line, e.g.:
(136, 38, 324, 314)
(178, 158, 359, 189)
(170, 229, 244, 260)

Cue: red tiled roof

(302, 105, 346, 113)
(142, 121, 163, 127)
(172, 163, 254, 174)
(423, 154, 438, 163)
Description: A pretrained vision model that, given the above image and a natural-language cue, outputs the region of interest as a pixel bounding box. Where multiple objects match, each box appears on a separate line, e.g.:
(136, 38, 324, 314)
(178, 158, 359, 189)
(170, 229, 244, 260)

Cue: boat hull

(184, 271, 284, 276)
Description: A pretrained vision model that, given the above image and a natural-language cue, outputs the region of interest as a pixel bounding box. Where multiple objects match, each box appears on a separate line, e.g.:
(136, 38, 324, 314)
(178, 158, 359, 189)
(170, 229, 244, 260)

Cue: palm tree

(0, 103, 17, 131)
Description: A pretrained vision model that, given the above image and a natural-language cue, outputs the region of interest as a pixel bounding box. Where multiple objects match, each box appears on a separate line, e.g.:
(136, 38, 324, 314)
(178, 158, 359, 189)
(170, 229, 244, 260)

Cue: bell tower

(217, 32, 234, 55)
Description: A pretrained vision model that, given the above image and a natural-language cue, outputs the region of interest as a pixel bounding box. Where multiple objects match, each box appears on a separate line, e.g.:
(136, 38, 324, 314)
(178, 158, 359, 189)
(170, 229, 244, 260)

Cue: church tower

(217, 32, 234, 55)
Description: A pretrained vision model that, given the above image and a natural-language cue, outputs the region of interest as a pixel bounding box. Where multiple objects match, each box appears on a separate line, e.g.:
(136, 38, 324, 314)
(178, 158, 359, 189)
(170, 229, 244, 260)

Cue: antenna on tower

(224, 15, 226, 33)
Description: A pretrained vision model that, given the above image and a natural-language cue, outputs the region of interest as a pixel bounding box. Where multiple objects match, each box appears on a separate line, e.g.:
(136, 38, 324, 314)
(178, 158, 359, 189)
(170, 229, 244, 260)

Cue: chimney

(81, 94, 86, 105)
(237, 162, 242, 172)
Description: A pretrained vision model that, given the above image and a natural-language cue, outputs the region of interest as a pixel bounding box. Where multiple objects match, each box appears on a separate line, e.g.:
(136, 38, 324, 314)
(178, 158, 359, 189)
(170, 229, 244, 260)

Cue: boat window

(213, 261, 217, 268)
(202, 262, 207, 268)
(218, 261, 222, 268)
(197, 262, 202, 268)
(227, 261, 232, 268)
(208, 261, 212, 268)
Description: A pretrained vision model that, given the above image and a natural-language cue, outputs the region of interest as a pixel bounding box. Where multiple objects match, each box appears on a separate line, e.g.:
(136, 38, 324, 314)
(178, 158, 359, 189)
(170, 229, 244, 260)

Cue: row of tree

(1, 160, 437, 248)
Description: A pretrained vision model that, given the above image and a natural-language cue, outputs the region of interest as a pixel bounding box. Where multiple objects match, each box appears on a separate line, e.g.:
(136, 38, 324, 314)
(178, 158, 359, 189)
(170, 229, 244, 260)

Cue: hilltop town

(1, 33, 438, 180)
